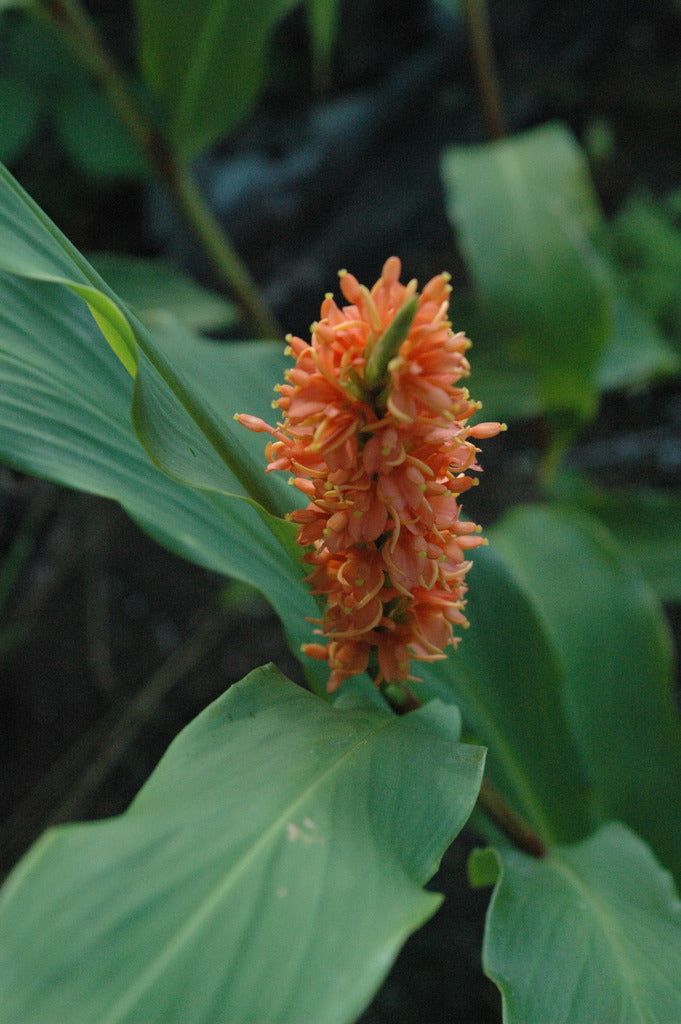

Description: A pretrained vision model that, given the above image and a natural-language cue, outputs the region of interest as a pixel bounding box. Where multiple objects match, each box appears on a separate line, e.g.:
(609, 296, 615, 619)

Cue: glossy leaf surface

(484, 823, 681, 1023)
(0, 665, 485, 1024)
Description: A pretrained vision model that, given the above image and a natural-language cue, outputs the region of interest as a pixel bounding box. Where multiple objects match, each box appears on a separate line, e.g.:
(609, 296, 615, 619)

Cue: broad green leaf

(551, 472, 681, 602)
(0, 162, 138, 373)
(491, 505, 681, 880)
(416, 545, 594, 846)
(0, 163, 328, 682)
(484, 823, 681, 1023)
(458, 292, 678, 425)
(90, 254, 237, 332)
(0, 159, 291, 502)
(467, 846, 500, 888)
(0, 665, 485, 1024)
(0, 268, 326, 689)
(442, 123, 613, 423)
(134, 0, 298, 162)
(0, 161, 291, 513)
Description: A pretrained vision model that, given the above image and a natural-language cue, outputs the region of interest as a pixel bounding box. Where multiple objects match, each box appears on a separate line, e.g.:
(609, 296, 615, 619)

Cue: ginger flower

(237, 257, 505, 693)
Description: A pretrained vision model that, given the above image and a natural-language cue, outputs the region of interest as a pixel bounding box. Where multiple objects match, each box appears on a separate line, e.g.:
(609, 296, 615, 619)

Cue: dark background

(1, 2, 681, 1020)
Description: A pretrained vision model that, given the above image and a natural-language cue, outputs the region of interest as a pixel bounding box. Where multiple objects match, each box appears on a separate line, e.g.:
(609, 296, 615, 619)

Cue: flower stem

(476, 776, 546, 858)
(462, 0, 505, 140)
(36, 0, 281, 339)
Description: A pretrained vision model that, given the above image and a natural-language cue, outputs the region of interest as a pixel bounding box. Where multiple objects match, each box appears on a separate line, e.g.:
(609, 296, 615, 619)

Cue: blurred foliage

(607, 191, 681, 354)
(0, 13, 147, 179)
(441, 124, 680, 432)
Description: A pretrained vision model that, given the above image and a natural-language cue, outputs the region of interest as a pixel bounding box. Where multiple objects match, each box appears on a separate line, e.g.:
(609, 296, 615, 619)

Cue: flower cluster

(237, 257, 504, 692)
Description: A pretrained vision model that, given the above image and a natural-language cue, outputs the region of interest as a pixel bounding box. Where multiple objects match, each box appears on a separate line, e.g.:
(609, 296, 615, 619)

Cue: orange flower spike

(237, 257, 505, 692)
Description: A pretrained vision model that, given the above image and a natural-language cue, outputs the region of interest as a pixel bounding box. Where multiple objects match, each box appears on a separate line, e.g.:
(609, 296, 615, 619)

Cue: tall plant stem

(463, 0, 505, 140)
(37, 0, 281, 339)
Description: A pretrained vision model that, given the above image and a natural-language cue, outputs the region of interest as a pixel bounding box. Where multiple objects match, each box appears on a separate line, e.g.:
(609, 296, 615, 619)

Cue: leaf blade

(484, 824, 681, 1024)
(134, 0, 298, 161)
(442, 122, 614, 423)
(416, 544, 594, 846)
(491, 504, 681, 880)
(0, 666, 485, 1024)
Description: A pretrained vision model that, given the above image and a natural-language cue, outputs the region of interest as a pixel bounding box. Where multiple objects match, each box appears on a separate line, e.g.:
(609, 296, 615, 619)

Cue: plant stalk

(37, 0, 281, 338)
(463, 0, 505, 140)
(476, 776, 546, 858)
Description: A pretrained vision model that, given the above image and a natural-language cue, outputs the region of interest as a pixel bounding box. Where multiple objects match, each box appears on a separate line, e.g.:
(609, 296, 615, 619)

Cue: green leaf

(416, 544, 594, 846)
(607, 192, 681, 350)
(491, 504, 681, 880)
(456, 291, 678, 426)
(442, 123, 614, 423)
(89, 254, 237, 332)
(551, 472, 681, 602)
(134, 0, 298, 162)
(0, 161, 291, 515)
(450, 297, 540, 422)
(484, 823, 681, 1023)
(0, 267, 326, 687)
(0, 665, 485, 1024)
(0, 161, 332, 686)
(597, 295, 679, 392)
(0, 162, 138, 373)
(467, 847, 500, 888)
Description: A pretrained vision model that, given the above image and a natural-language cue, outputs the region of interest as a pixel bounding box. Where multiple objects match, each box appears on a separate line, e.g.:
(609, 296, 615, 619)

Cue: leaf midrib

(549, 853, 659, 1020)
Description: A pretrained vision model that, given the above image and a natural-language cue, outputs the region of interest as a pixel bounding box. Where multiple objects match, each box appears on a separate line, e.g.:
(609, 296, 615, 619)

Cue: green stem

(36, 0, 281, 339)
(463, 0, 505, 140)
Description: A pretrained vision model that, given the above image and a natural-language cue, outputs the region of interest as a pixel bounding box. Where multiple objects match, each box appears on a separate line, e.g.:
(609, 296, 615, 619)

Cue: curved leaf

(442, 122, 613, 423)
(551, 472, 681, 602)
(416, 545, 594, 846)
(491, 504, 681, 880)
(484, 823, 681, 1023)
(0, 162, 287, 512)
(0, 665, 485, 1024)
(134, 0, 298, 161)
(88, 255, 236, 332)
(0, 161, 139, 372)
(0, 268, 327, 689)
